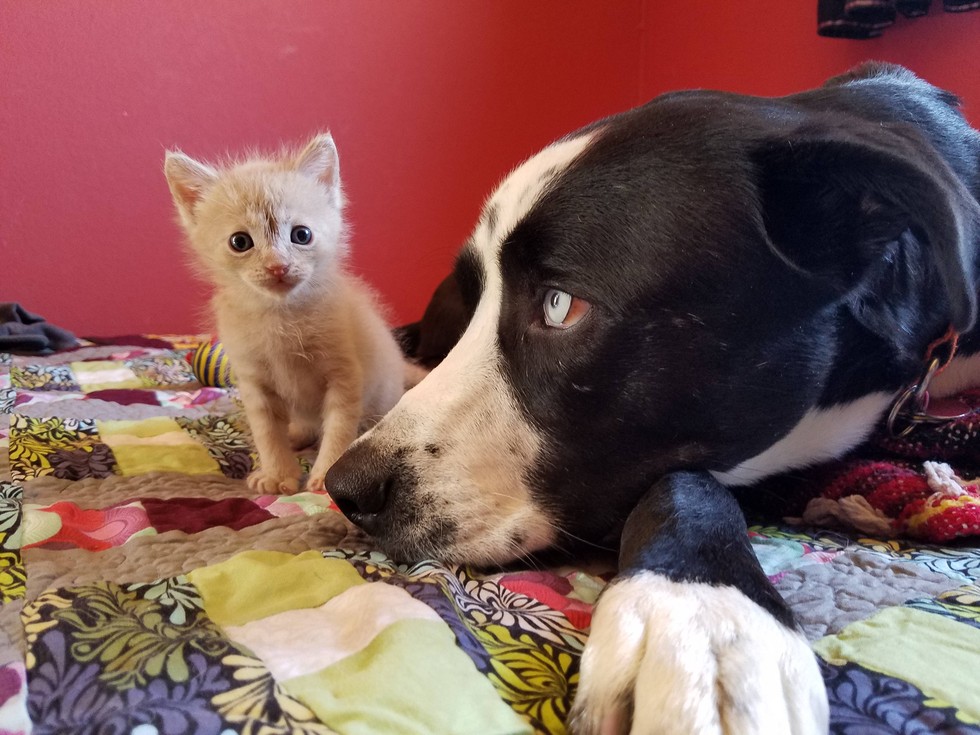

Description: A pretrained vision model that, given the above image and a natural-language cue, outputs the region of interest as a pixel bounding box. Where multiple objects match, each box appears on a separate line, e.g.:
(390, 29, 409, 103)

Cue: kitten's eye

(543, 288, 591, 329)
(229, 232, 254, 253)
(291, 226, 313, 245)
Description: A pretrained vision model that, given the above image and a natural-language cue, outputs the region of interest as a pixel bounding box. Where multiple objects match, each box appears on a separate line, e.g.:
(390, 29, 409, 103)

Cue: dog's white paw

(569, 572, 828, 735)
(246, 468, 300, 495)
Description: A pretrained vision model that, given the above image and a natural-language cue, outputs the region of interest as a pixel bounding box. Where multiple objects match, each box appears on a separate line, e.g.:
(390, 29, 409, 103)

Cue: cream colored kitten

(164, 133, 412, 494)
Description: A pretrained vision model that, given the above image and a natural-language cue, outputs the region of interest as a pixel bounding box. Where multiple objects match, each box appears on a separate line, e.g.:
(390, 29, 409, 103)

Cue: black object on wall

(819, 0, 979, 38)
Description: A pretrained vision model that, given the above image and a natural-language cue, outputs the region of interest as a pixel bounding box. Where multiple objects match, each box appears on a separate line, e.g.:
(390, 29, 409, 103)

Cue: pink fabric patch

(25, 502, 149, 551)
(0, 664, 23, 706)
(500, 571, 593, 629)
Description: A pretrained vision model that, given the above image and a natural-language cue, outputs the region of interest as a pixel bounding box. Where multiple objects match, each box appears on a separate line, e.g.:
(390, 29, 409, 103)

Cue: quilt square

(24, 578, 332, 734)
(175, 415, 254, 479)
(9, 365, 80, 393)
(8, 417, 111, 482)
(0, 482, 23, 552)
(70, 361, 144, 393)
(127, 354, 197, 389)
(98, 417, 219, 476)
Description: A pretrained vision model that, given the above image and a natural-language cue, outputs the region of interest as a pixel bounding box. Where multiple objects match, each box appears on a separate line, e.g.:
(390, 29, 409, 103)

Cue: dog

(326, 63, 980, 734)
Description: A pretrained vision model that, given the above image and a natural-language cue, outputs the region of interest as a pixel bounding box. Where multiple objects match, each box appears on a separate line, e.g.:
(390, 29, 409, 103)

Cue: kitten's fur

(164, 133, 412, 494)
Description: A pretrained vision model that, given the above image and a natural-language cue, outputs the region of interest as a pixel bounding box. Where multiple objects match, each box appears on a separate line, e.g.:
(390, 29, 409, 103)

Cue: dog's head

(328, 64, 980, 565)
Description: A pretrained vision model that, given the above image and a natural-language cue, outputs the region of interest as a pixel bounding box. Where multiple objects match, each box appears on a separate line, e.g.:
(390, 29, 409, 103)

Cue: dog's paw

(246, 468, 300, 495)
(569, 572, 828, 735)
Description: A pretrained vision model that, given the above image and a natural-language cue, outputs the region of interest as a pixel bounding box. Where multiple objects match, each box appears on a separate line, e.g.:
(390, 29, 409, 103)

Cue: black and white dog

(327, 63, 980, 733)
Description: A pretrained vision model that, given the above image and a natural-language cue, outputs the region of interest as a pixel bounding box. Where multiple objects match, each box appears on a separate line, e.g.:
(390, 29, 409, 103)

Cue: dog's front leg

(569, 471, 828, 735)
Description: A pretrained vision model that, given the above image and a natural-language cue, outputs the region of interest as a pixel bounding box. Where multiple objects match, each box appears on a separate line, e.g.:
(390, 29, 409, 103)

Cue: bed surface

(2, 336, 979, 734)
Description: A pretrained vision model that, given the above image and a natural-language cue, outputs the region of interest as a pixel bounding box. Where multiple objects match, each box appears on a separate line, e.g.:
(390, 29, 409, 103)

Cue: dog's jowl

(328, 63, 980, 734)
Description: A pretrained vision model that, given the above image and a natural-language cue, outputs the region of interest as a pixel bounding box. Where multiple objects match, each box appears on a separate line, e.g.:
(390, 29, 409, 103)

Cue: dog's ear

(754, 121, 979, 332)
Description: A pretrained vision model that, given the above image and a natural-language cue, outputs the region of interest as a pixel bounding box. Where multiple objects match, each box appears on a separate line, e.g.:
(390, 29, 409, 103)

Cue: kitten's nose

(266, 263, 290, 280)
(326, 441, 397, 536)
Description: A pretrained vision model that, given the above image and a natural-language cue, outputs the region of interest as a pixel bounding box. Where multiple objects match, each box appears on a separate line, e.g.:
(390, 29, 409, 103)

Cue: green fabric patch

(284, 618, 531, 735)
(71, 361, 144, 391)
(98, 417, 218, 475)
(815, 606, 980, 721)
(188, 550, 364, 627)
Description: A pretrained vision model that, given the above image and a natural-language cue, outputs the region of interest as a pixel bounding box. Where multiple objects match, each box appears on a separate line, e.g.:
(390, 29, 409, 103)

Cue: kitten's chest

(261, 330, 325, 394)
(228, 322, 325, 395)
(216, 302, 334, 402)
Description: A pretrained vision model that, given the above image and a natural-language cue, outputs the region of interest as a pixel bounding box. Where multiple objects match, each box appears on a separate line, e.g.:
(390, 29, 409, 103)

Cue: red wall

(641, 3, 980, 122)
(3, 2, 979, 337)
(0, 2, 643, 336)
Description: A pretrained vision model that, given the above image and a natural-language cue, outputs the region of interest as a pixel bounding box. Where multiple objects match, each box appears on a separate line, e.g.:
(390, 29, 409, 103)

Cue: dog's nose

(325, 442, 395, 535)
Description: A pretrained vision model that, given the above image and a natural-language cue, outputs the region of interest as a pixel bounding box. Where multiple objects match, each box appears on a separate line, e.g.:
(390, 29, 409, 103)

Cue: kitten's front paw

(308, 443, 346, 493)
(569, 572, 827, 735)
(304, 472, 327, 493)
(247, 469, 300, 495)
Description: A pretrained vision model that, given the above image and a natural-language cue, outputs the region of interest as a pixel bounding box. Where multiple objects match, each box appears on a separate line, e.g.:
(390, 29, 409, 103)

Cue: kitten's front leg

(307, 369, 363, 493)
(238, 379, 302, 495)
(287, 419, 319, 450)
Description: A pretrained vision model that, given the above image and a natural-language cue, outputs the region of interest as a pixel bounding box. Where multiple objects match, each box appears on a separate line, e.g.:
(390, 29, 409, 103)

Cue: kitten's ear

(164, 151, 218, 224)
(294, 133, 340, 190)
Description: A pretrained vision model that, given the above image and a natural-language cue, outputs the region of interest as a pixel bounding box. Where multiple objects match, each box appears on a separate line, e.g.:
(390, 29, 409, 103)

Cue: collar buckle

(886, 327, 968, 437)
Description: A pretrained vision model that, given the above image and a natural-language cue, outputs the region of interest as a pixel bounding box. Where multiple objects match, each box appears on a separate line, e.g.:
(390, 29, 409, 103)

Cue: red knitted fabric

(795, 389, 980, 542)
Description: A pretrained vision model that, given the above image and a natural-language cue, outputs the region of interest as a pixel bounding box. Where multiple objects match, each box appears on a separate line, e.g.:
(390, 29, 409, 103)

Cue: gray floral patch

(0, 482, 22, 501)
(0, 387, 14, 414)
(175, 414, 254, 479)
(125, 576, 205, 626)
(10, 364, 80, 392)
(777, 548, 961, 640)
(128, 354, 197, 388)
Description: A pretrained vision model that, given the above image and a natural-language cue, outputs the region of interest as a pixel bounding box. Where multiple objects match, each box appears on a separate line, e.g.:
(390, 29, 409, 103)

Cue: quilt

(1, 336, 979, 734)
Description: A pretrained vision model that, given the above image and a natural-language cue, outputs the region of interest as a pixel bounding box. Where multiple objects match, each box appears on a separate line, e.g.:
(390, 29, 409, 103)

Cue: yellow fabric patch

(70, 361, 144, 392)
(98, 417, 217, 475)
(0, 550, 26, 603)
(284, 618, 531, 735)
(815, 606, 980, 721)
(188, 550, 364, 628)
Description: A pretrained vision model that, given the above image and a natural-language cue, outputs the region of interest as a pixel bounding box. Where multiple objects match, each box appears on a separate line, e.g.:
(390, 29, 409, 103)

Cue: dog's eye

(291, 226, 313, 245)
(543, 288, 591, 329)
(229, 232, 254, 253)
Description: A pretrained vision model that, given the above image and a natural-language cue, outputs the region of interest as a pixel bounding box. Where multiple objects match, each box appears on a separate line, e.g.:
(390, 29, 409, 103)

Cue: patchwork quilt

(1, 336, 979, 734)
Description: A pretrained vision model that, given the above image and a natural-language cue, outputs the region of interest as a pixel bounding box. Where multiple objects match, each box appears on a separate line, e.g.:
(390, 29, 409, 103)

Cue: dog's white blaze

(711, 392, 894, 487)
(351, 132, 597, 564)
(571, 573, 828, 735)
(482, 131, 597, 245)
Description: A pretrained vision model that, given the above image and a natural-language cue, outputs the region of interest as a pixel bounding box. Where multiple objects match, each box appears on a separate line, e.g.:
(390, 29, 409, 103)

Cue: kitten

(164, 133, 414, 494)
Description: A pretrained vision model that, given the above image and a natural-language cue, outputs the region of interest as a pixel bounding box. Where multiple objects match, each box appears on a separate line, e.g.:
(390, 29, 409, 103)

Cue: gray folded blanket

(0, 303, 79, 355)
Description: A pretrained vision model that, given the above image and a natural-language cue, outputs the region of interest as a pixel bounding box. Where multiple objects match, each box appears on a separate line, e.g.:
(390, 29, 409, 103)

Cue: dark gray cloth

(819, 0, 979, 39)
(0, 303, 79, 355)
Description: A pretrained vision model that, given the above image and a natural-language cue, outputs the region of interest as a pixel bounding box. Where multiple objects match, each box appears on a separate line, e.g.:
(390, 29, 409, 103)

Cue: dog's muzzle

(326, 441, 402, 538)
(327, 441, 462, 561)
